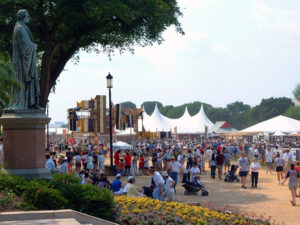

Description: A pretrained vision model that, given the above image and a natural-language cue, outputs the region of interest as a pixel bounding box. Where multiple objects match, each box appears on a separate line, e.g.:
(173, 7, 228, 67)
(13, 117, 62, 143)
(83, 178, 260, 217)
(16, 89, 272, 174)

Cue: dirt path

(119, 169, 299, 225)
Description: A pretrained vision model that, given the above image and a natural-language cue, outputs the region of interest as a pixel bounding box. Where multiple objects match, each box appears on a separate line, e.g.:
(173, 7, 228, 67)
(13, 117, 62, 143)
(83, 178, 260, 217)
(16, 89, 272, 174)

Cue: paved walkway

(120, 169, 299, 225)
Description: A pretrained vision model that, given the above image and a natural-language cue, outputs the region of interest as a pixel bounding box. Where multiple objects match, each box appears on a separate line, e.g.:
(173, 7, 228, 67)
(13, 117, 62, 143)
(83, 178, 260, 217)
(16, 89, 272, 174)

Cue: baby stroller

(224, 165, 240, 182)
(143, 177, 155, 198)
(182, 173, 208, 196)
(183, 181, 202, 195)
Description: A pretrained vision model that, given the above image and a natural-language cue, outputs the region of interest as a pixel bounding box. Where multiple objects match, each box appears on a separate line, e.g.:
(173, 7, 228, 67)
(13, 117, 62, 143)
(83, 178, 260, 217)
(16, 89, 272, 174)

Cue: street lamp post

(46, 101, 50, 150)
(106, 73, 114, 175)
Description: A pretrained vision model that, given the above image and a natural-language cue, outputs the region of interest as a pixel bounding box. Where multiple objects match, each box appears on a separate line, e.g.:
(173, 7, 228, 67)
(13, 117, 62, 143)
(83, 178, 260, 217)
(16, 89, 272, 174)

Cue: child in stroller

(224, 164, 240, 182)
(182, 174, 208, 196)
(143, 177, 155, 198)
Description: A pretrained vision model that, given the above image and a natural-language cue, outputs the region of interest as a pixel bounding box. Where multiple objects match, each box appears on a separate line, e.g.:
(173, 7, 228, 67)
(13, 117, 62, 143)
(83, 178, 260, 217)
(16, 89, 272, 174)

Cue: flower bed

(114, 196, 271, 225)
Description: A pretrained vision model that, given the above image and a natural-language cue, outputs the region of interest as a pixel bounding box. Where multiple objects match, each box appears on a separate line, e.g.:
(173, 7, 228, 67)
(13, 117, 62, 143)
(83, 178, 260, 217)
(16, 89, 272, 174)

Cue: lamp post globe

(106, 73, 113, 89)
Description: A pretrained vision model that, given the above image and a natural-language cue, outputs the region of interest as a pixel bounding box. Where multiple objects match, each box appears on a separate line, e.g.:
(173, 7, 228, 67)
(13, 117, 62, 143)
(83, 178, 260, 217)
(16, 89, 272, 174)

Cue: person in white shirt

(177, 151, 185, 163)
(206, 147, 213, 160)
(59, 156, 69, 174)
(98, 152, 106, 172)
(152, 166, 165, 201)
(162, 171, 175, 202)
(254, 148, 259, 160)
(190, 162, 200, 182)
(283, 150, 289, 171)
(287, 149, 294, 169)
(45, 154, 57, 172)
(250, 158, 260, 188)
(265, 148, 273, 175)
(168, 157, 180, 190)
(123, 183, 129, 195)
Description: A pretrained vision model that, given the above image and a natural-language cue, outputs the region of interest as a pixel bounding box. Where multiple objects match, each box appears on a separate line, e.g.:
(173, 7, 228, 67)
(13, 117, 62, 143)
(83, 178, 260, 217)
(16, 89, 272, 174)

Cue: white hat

(116, 174, 121, 178)
(162, 171, 169, 177)
(128, 176, 135, 181)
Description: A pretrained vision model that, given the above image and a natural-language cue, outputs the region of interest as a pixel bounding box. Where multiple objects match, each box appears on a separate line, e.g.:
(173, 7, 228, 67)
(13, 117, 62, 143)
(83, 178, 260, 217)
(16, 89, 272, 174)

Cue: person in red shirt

(216, 150, 225, 180)
(114, 150, 120, 172)
(139, 154, 145, 175)
(119, 159, 125, 176)
(294, 161, 300, 197)
(124, 152, 132, 176)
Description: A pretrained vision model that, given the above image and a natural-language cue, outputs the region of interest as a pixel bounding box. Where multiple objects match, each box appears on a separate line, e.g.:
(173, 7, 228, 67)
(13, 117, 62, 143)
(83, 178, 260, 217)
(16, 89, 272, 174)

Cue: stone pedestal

(0, 109, 51, 179)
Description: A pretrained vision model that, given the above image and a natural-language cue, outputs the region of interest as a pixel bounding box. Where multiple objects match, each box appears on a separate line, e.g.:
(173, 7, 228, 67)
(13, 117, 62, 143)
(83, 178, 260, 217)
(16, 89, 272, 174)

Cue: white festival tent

(240, 115, 300, 133)
(272, 131, 286, 136)
(113, 141, 132, 150)
(116, 128, 136, 136)
(140, 104, 214, 133)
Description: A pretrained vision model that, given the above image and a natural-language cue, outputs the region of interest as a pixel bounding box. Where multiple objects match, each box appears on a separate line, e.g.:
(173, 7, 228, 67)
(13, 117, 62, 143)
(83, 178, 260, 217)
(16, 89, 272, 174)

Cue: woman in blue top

(275, 153, 284, 185)
(283, 164, 300, 206)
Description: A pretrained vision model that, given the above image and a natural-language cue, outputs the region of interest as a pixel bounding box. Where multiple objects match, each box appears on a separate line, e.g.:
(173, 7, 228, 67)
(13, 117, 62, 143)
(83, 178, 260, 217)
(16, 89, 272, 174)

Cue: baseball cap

(116, 174, 121, 178)
(162, 171, 169, 177)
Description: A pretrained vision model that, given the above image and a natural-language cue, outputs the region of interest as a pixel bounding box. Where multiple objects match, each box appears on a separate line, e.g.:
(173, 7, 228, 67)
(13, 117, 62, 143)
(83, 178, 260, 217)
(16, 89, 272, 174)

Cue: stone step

(0, 218, 81, 225)
(0, 210, 117, 225)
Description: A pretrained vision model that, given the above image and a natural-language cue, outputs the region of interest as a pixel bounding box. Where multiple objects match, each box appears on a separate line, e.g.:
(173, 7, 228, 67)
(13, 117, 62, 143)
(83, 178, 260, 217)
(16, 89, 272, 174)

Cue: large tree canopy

(0, 0, 183, 107)
(293, 83, 300, 101)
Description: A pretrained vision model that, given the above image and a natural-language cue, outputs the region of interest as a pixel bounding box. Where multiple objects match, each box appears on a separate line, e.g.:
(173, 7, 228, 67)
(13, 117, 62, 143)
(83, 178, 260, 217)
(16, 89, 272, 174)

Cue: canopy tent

(140, 104, 214, 133)
(116, 128, 136, 136)
(209, 121, 238, 134)
(289, 132, 300, 137)
(240, 115, 300, 133)
(272, 131, 286, 136)
(222, 131, 259, 136)
(46, 128, 70, 136)
(113, 141, 132, 150)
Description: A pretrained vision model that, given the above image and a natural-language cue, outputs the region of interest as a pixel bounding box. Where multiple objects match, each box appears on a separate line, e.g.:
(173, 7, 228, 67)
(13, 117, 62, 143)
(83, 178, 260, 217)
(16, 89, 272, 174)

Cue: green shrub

(21, 180, 68, 210)
(0, 189, 16, 207)
(80, 184, 114, 220)
(52, 173, 80, 184)
(0, 172, 115, 221)
(0, 172, 27, 196)
(51, 181, 83, 210)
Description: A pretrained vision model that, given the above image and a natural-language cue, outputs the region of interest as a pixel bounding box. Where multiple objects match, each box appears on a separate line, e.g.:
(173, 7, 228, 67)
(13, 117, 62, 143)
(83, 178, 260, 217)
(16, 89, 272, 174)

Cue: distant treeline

(120, 97, 300, 130)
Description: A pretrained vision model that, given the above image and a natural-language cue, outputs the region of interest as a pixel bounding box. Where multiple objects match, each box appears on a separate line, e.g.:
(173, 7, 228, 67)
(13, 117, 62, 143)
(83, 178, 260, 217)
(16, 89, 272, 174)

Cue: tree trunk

(39, 45, 78, 108)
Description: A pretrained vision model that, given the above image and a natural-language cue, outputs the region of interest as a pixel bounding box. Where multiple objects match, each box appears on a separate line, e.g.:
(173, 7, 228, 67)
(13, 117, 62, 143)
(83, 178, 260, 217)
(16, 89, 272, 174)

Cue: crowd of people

(44, 137, 300, 205)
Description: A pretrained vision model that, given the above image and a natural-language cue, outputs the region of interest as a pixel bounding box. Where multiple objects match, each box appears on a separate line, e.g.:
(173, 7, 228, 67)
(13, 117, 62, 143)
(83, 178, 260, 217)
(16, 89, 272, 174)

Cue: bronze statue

(9, 9, 41, 109)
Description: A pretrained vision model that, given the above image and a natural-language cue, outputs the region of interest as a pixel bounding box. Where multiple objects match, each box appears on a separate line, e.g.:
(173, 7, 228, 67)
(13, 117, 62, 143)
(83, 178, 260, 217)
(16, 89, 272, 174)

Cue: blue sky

(49, 0, 300, 123)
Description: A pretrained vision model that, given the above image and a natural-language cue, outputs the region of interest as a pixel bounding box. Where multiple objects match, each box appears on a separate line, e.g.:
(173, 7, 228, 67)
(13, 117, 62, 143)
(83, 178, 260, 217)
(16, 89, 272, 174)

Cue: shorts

(239, 171, 248, 177)
(276, 166, 283, 172)
(266, 162, 272, 167)
(163, 191, 175, 201)
(225, 160, 230, 167)
(289, 183, 298, 190)
(216, 165, 223, 172)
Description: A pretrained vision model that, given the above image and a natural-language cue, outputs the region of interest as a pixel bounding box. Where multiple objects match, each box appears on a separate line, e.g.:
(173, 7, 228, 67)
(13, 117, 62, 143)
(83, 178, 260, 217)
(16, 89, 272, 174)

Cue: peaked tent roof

(142, 104, 174, 131)
(190, 105, 214, 132)
(141, 104, 214, 133)
(209, 121, 238, 134)
(241, 115, 300, 133)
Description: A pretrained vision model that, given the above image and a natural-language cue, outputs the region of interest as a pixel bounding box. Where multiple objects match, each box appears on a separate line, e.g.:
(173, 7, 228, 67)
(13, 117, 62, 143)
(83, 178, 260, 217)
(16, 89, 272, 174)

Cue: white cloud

(179, 0, 216, 8)
(253, 0, 300, 35)
(134, 29, 209, 74)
